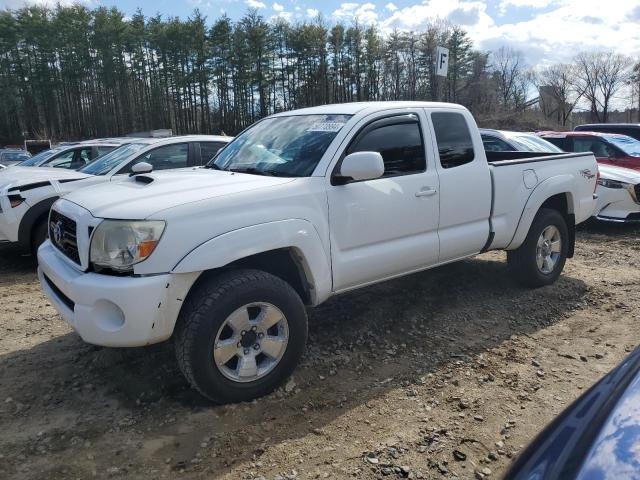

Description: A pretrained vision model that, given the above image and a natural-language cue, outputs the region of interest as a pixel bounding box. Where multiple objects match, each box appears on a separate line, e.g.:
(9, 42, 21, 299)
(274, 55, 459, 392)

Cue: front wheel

(507, 208, 569, 288)
(174, 269, 308, 403)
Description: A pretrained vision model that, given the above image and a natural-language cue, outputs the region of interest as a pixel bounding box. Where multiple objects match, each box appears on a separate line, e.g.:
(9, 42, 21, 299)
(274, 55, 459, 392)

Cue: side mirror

(131, 162, 153, 175)
(338, 151, 385, 182)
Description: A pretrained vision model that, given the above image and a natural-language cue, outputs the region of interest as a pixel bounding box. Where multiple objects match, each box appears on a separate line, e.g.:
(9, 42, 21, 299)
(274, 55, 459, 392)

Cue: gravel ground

(1, 221, 639, 480)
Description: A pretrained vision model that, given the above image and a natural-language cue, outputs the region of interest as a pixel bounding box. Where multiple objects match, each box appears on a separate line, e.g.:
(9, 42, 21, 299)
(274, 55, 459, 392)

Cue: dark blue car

(505, 346, 640, 479)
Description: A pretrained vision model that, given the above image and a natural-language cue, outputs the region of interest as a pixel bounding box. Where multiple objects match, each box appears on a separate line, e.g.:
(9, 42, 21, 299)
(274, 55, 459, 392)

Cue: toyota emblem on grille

(52, 220, 64, 245)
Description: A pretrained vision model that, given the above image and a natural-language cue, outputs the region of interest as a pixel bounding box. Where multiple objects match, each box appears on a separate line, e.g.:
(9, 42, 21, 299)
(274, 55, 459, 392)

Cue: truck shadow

(0, 252, 590, 478)
(0, 244, 36, 275)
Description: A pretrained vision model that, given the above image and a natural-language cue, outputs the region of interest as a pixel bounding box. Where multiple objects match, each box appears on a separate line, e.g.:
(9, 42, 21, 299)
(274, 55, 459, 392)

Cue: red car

(537, 131, 640, 171)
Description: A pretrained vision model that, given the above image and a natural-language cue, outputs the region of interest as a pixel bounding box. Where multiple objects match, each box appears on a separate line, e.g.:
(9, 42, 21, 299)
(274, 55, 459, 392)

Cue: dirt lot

(1, 222, 639, 480)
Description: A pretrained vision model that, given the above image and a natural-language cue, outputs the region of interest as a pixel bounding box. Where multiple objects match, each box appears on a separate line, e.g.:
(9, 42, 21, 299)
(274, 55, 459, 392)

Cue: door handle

(415, 187, 437, 197)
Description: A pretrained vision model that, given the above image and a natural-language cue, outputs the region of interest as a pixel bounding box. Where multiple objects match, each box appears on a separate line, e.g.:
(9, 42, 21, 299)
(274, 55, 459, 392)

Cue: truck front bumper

(37, 240, 200, 347)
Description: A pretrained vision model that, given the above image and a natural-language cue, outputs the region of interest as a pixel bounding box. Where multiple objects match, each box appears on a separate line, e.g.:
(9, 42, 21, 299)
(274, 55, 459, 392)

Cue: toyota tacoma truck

(37, 102, 598, 403)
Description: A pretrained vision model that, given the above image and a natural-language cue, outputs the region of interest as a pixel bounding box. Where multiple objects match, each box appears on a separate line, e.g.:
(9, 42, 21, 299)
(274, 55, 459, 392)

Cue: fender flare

(171, 219, 333, 305)
(507, 175, 575, 251)
(18, 196, 59, 251)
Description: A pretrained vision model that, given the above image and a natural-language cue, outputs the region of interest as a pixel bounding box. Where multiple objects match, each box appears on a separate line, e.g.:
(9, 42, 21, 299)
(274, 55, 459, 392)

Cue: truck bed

(486, 151, 597, 251)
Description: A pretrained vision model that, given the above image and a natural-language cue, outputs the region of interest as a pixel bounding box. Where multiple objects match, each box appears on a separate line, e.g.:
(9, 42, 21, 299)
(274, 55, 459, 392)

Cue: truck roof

(270, 101, 467, 117)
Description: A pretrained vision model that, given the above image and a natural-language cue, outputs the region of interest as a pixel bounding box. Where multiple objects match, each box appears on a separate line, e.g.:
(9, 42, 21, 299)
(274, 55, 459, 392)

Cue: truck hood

(598, 164, 640, 184)
(64, 169, 296, 219)
(0, 166, 91, 191)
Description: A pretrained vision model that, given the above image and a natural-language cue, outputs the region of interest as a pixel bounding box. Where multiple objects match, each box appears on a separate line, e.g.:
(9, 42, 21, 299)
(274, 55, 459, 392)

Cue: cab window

(45, 147, 92, 169)
(121, 143, 189, 173)
(347, 115, 426, 177)
(432, 112, 475, 168)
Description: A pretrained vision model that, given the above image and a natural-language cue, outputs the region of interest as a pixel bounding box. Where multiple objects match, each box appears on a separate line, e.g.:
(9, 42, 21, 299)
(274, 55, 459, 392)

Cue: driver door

(327, 110, 440, 292)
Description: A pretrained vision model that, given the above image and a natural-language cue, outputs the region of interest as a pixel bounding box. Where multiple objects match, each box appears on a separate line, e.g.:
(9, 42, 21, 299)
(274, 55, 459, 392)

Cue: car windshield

(510, 134, 563, 153)
(605, 135, 640, 157)
(209, 114, 352, 177)
(17, 148, 61, 166)
(80, 143, 146, 175)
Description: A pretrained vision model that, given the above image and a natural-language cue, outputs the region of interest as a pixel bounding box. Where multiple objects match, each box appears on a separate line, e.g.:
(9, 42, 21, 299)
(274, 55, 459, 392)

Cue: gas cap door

(523, 169, 538, 189)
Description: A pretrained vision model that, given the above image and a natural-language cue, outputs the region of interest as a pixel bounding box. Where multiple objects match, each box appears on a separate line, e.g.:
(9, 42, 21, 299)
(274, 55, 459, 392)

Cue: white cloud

(382, 0, 493, 32)
(500, 0, 553, 8)
(373, 0, 640, 67)
(246, 0, 266, 9)
(3, 0, 93, 7)
(385, 2, 398, 12)
(307, 8, 319, 17)
(474, 0, 640, 64)
(271, 10, 293, 21)
(272, 2, 284, 11)
(332, 2, 378, 24)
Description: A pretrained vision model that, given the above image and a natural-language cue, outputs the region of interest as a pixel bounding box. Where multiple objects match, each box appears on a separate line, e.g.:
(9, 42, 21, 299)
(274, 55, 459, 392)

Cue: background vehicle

(574, 123, 640, 141)
(0, 148, 31, 167)
(594, 164, 640, 222)
(505, 346, 640, 480)
(37, 102, 598, 404)
(480, 129, 564, 153)
(538, 131, 640, 171)
(0, 135, 231, 253)
(15, 138, 129, 170)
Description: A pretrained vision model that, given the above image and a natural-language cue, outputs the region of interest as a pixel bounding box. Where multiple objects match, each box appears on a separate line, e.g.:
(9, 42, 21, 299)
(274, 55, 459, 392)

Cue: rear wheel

(174, 269, 307, 403)
(507, 208, 569, 288)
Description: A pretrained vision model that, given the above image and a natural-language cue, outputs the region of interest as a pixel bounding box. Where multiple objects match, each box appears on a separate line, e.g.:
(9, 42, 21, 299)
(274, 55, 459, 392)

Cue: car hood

(0, 166, 91, 191)
(598, 164, 640, 183)
(64, 169, 296, 219)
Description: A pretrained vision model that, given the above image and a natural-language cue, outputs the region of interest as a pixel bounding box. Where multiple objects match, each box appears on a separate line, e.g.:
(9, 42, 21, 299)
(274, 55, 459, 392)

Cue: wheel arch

(171, 219, 333, 306)
(508, 175, 576, 255)
(17, 196, 59, 251)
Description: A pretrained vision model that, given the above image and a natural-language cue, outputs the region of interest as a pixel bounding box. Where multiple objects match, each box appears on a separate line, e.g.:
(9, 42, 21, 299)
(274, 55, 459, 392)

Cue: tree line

(0, 4, 638, 144)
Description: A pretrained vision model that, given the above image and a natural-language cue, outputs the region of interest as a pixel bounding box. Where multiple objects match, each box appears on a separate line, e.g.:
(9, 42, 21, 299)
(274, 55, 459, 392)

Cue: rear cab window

(431, 112, 475, 168)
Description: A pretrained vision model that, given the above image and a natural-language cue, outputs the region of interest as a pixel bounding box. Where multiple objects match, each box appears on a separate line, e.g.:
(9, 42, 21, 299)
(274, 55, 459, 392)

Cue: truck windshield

(606, 135, 640, 157)
(80, 143, 146, 175)
(209, 114, 352, 177)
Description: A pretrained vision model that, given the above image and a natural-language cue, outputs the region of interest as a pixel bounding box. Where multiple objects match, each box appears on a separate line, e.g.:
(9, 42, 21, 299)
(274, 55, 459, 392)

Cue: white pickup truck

(37, 102, 598, 403)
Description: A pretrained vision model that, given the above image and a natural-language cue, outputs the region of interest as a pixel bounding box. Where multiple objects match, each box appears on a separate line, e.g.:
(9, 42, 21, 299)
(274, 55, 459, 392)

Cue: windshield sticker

(307, 122, 346, 133)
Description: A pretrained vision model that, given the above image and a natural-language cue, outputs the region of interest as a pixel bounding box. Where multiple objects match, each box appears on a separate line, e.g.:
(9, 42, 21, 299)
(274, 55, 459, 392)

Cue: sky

(2, 0, 640, 68)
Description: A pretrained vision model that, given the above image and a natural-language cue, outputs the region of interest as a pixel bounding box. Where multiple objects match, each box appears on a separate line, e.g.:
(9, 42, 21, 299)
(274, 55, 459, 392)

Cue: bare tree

(491, 46, 527, 110)
(574, 51, 631, 122)
(537, 63, 583, 126)
(630, 60, 640, 122)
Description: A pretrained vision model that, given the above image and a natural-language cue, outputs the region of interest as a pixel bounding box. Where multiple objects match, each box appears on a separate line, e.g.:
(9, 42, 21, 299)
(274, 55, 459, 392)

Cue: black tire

(507, 208, 569, 288)
(31, 219, 48, 255)
(174, 269, 308, 403)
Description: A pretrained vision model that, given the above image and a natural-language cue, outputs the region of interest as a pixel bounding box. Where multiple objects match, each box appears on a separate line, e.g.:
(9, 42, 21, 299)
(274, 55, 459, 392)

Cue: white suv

(0, 135, 231, 253)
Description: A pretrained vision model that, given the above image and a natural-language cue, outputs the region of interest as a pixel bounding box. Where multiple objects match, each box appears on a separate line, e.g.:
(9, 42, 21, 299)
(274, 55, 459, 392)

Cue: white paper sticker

(307, 122, 346, 133)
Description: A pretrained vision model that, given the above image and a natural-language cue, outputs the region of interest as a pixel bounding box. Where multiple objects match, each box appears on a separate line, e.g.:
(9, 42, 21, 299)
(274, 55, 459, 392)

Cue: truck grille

(49, 210, 80, 264)
(634, 184, 640, 204)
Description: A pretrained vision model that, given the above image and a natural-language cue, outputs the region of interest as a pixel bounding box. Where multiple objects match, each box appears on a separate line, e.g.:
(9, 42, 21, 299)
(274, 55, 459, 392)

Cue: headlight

(597, 178, 630, 189)
(90, 220, 165, 272)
